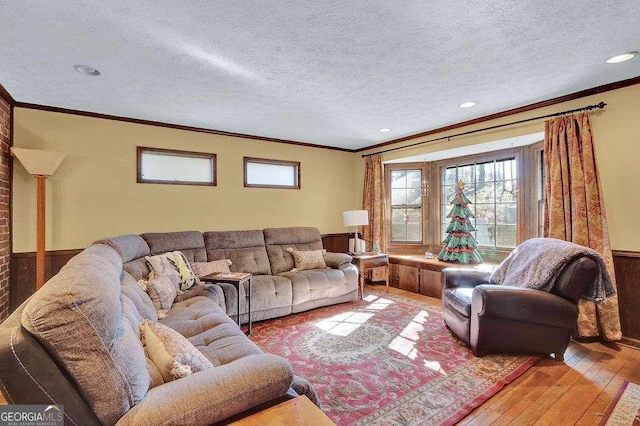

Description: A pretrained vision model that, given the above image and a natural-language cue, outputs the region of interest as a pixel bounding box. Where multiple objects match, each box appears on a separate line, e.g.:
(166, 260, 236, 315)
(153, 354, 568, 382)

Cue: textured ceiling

(1, 1, 639, 150)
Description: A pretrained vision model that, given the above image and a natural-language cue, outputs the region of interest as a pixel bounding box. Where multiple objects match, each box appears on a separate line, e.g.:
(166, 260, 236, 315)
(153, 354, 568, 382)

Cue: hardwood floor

(370, 284, 640, 426)
(1, 284, 637, 426)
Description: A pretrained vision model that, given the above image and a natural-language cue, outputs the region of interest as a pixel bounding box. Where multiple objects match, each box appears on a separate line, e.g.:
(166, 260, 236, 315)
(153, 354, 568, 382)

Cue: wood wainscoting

(10, 249, 81, 310)
(8, 232, 355, 312)
(612, 250, 640, 346)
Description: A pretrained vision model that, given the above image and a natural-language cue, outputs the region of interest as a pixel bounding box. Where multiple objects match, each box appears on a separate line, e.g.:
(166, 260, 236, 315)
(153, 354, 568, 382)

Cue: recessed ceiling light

(378, 128, 391, 132)
(606, 52, 637, 64)
(74, 65, 101, 76)
(459, 101, 477, 108)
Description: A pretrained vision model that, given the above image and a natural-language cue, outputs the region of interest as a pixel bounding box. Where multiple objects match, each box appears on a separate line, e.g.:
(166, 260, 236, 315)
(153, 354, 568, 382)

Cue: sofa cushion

(160, 296, 263, 366)
(264, 227, 324, 274)
(21, 244, 150, 426)
(140, 320, 214, 382)
(123, 258, 152, 280)
(121, 271, 158, 321)
(279, 269, 350, 305)
(204, 230, 272, 275)
(95, 235, 150, 263)
(142, 231, 207, 263)
(444, 288, 474, 318)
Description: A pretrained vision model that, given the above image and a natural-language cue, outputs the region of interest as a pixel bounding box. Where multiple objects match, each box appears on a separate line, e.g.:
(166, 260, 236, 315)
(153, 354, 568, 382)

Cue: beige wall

(12, 109, 360, 252)
(358, 83, 640, 251)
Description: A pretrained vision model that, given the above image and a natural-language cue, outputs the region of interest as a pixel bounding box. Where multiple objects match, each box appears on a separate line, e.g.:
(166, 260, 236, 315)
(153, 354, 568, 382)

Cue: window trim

(385, 162, 429, 247)
(243, 157, 301, 189)
(137, 146, 217, 186)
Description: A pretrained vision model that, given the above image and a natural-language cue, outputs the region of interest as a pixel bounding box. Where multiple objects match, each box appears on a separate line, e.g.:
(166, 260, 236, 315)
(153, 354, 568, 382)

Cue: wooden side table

(350, 253, 389, 298)
(200, 272, 252, 336)
(228, 396, 334, 425)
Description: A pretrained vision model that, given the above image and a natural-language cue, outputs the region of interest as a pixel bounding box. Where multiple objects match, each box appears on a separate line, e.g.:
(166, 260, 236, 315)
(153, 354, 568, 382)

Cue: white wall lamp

(343, 210, 369, 254)
(11, 148, 65, 290)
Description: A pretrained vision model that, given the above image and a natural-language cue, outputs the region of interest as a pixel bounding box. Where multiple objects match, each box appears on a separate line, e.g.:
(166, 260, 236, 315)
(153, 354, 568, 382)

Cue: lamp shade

(11, 147, 65, 176)
(343, 210, 369, 226)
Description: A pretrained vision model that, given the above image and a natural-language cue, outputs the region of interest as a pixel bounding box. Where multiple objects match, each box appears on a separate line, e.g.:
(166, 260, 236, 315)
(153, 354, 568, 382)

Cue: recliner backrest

(549, 256, 598, 303)
(263, 227, 324, 274)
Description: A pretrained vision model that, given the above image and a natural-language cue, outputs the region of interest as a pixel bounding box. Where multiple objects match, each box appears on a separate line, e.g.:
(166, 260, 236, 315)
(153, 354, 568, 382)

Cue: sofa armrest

(472, 284, 578, 328)
(442, 268, 492, 290)
(116, 354, 293, 426)
(324, 252, 353, 269)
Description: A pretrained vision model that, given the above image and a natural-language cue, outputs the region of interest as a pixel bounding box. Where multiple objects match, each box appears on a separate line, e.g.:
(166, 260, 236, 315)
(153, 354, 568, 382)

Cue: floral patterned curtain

(544, 111, 621, 340)
(362, 154, 387, 252)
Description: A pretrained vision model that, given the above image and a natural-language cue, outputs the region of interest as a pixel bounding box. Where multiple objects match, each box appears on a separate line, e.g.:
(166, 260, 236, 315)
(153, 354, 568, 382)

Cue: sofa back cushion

(96, 234, 153, 280)
(21, 244, 150, 426)
(203, 230, 272, 275)
(141, 231, 207, 264)
(263, 227, 324, 274)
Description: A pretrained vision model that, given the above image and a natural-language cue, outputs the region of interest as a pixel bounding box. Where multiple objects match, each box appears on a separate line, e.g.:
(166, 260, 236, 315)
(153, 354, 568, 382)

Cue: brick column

(0, 96, 10, 320)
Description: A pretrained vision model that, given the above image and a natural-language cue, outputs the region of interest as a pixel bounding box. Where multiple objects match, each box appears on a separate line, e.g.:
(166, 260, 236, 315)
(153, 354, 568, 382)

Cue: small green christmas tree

(438, 180, 483, 263)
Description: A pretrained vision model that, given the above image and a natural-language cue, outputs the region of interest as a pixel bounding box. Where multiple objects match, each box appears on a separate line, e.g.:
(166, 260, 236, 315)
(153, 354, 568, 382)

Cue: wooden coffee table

(200, 272, 252, 336)
(229, 396, 335, 425)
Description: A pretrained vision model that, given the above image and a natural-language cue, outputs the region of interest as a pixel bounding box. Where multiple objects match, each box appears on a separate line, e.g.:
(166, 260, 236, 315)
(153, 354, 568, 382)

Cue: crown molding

(356, 75, 640, 153)
(13, 102, 355, 153)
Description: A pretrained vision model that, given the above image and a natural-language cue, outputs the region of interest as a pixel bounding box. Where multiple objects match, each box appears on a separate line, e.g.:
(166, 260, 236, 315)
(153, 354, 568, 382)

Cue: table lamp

(343, 210, 369, 254)
(11, 147, 66, 289)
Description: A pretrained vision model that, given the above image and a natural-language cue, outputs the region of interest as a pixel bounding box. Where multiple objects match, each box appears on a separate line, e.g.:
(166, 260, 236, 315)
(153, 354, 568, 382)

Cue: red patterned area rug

(600, 381, 640, 425)
(251, 290, 538, 425)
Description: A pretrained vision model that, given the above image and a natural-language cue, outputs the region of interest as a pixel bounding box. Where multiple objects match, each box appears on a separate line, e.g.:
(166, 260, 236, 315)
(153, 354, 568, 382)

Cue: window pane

(496, 158, 516, 180)
(475, 218, 494, 246)
(391, 208, 407, 242)
(391, 171, 406, 188)
(441, 204, 449, 220)
(475, 182, 495, 203)
(442, 185, 456, 204)
(496, 180, 517, 202)
(458, 165, 474, 184)
(496, 225, 517, 247)
(441, 223, 448, 242)
(475, 161, 494, 182)
(391, 188, 407, 205)
(406, 170, 421, 188)
(139, 149, 215, 185)
(246, 162, 297, 187)
(496, 203, 517, 224)
(443, 167, 457, 185)
(407, 188, 421, 205)
(475, 203, 496, 224)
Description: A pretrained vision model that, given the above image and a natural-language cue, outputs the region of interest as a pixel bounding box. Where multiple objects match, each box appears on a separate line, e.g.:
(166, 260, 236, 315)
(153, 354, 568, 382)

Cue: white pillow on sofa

(140, 320, 214, 382)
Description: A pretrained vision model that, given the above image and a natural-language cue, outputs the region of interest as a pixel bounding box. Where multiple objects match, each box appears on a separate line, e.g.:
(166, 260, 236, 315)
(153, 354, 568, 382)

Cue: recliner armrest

(116, 354, 293, 426)
(442, 268, 492, 289)
(471, 284, 578, 329)
(324, 252, 353, 269)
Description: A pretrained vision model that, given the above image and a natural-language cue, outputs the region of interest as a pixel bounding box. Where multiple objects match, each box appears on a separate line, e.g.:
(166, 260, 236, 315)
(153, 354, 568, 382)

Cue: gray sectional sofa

(0, 227, 358, 425)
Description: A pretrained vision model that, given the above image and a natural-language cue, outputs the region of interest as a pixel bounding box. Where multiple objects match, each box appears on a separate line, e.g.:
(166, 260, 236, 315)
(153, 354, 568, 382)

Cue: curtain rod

(362, 101, 606, 158)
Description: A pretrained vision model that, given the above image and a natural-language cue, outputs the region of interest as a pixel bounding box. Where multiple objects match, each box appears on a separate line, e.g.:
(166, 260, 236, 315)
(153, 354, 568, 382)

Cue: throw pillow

(171, 252, 199, 290)
(191, 259, 233, 277)
(145, 251, 198, 291)
(286, 247, 327, 270)
(140, 320, 214, 382)
(145, 274, 179, 319)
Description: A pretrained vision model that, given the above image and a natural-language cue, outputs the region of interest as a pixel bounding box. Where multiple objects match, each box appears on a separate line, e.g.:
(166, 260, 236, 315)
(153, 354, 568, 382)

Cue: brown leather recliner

(441, 256, 598, 361)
